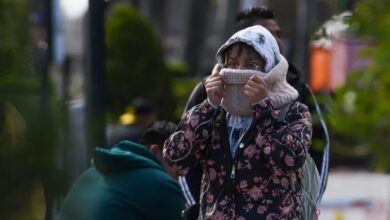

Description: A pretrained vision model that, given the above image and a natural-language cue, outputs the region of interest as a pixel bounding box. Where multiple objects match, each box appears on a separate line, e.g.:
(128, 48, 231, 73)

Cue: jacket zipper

(215, 110, 266, 218)
(216, 110, 258, 217)
(230, 164, 236, 179)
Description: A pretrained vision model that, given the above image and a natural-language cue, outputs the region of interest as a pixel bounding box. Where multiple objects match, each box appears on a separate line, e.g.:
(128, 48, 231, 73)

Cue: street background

(0, 0, 389, 219)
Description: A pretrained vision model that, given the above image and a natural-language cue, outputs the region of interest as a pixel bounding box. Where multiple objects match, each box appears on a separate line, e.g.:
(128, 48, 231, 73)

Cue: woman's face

(224, 44, 266, 72)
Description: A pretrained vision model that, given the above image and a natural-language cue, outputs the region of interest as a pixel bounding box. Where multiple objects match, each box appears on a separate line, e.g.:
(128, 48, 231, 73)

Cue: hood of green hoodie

(93, 140, 163, 174)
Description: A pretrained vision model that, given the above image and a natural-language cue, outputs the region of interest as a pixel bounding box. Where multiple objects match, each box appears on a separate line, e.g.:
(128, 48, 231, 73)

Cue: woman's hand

(205, 72, 224, 107)
(244, 75, 268, 104)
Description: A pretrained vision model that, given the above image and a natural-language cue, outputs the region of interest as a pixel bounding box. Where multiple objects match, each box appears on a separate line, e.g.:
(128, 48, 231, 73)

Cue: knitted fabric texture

(216, 25, 280, 72)
(220, 55, 298, 116)
(220, 69, 263, 116)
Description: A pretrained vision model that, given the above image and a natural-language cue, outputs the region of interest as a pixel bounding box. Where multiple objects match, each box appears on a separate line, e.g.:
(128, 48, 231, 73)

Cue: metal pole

(295, 0, 313, 82)
(86, 0, 107, 155)
(224, 0, 239, 38)
(185, 0, 209, 76)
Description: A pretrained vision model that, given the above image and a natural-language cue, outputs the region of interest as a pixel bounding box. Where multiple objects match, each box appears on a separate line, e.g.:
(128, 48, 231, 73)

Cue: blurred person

(59, 121, 185, 220)
(164, 25, 312, 219)
(181, 6, 330, 216)
(106, 97, 157, 146)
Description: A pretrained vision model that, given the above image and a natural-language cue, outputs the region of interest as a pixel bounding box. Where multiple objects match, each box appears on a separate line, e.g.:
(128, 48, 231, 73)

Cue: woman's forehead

(226, 43, 262, 59)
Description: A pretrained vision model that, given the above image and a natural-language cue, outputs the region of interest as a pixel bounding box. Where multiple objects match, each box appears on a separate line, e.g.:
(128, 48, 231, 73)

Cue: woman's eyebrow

(245, 58, 262, 63)
(226, 57, 239, 61)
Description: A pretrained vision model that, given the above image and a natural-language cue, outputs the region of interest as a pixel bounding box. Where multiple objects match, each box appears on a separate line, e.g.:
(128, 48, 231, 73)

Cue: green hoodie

(59, 141, 185, 220)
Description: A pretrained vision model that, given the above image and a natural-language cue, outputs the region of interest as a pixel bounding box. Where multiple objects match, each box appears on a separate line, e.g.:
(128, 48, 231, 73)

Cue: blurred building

(111, 0, 360, 81)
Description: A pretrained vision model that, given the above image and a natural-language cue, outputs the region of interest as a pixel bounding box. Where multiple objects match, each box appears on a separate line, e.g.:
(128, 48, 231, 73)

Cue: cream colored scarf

(220, 56, 299, 116)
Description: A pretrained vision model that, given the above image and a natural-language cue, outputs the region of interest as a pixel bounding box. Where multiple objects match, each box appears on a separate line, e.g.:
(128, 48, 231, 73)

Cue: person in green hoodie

(59, 121, 185, 220)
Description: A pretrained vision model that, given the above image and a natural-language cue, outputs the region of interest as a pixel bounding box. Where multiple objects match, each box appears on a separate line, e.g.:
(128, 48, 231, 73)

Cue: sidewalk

(319, 171, 390, 220)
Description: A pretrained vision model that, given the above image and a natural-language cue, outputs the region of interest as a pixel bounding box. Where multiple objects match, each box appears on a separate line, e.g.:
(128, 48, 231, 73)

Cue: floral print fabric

(164, 98, 312, 220)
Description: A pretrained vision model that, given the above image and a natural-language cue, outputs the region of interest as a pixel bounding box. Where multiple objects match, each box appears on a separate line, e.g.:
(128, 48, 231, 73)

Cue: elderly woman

(164, 25, 312, 220)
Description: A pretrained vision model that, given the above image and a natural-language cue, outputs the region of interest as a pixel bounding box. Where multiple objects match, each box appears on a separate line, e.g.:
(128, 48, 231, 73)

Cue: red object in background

(310, 46, 331, 92)
(310, 38, 372, 92)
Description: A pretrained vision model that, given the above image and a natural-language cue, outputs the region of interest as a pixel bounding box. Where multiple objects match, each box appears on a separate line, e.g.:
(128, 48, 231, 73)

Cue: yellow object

(334, 209, 344, 220)
(119, 106, 138, 125)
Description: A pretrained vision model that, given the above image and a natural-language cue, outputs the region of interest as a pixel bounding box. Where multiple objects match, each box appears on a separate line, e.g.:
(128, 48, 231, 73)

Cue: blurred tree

(0, 0, 31, 76)
(105, 4, 175, 120)
(328, 0, 390, 171)
(166, 62, 200, 118)
(0, 0, 65, 219)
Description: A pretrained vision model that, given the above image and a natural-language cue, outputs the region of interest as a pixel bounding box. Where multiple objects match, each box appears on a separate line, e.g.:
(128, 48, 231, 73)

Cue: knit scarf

(220, 56, 299, 116)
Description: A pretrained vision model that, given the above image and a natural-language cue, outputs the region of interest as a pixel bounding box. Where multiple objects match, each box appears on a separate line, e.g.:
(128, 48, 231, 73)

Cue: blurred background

(0, 0, 389, 219)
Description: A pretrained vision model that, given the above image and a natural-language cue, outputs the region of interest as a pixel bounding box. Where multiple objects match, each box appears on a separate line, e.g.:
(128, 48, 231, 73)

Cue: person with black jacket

(179, 6, 330, 219)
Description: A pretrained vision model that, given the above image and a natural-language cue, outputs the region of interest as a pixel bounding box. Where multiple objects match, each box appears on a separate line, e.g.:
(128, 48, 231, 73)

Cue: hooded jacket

(181, 32, 330, 214)
(59, 141, 185, 220)
(165, 26, 312, 219)
(165, 98, 311, 219)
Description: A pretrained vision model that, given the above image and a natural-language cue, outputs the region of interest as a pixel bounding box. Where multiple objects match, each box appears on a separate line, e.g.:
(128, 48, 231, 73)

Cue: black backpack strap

(277, 102, 293, 123)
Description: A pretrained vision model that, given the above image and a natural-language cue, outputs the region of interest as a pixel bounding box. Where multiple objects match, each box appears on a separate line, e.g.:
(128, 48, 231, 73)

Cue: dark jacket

(164, 98, 312, 219)
(59, 141, 185, 220)
(182, 62, 330, 210)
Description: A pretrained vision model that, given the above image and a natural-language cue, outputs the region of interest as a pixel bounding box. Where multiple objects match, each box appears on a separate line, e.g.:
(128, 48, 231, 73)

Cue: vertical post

(86, 0, 106, 156)
(294, 0, 313, 82)
(223, 0, 239, 38)
(35, 0, 51, 111)
(185, 0, 209, 76)
(41, 1, 53, 219)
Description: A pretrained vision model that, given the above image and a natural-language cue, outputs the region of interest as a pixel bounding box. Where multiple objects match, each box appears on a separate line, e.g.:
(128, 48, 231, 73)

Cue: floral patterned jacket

(164, 98, 312, 220)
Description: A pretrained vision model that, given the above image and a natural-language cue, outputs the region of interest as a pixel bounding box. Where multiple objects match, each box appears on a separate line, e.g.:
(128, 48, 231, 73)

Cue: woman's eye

(227, 63, 238, 69)
(246, 64, 259, 70)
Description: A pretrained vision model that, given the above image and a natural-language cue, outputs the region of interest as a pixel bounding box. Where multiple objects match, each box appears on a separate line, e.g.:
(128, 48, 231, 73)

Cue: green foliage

(0, 74, 40, 94)
(105, 4, 175, 119)
(165, 62, 193, 118)
(171, 76, 201, 119)
(0, 0, 65, 211)
(328, 0, 390, 171)
(0, 0, 32, 76)
(166, 61, 189, 77)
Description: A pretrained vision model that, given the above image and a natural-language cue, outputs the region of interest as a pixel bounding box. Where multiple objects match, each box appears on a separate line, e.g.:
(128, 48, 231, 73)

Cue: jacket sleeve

(164, 99, 218, 172)
(252, 98, 312, 171)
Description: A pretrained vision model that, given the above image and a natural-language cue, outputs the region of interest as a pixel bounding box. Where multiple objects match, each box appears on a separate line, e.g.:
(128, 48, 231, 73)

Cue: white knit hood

(216, 25, 280, 72)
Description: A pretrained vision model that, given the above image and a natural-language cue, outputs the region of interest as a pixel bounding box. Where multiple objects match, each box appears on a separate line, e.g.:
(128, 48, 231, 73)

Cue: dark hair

(139, 121, 176, 147)
(235, 6, 275, 30)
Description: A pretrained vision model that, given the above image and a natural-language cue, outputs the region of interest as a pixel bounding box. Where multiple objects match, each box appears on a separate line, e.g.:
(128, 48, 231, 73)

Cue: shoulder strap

(304, 83, 330, 205)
